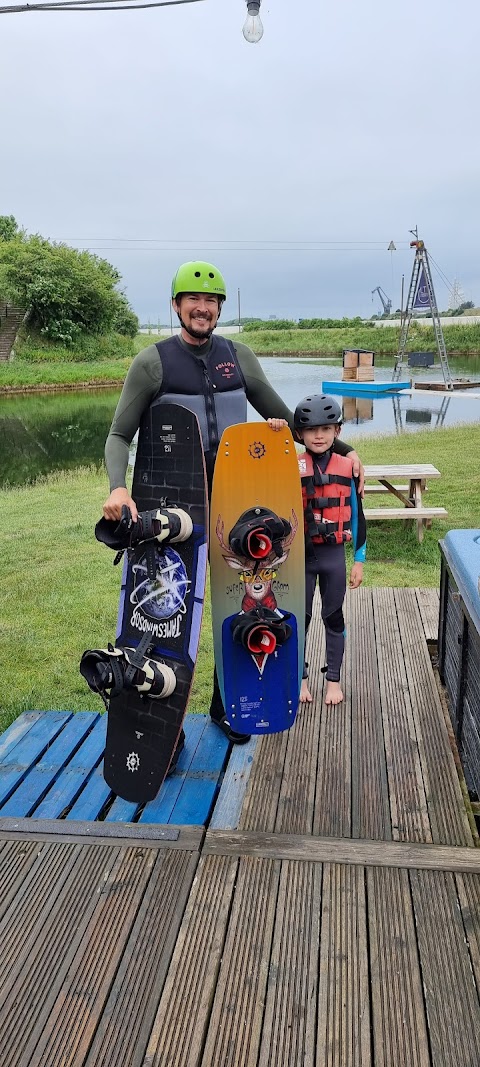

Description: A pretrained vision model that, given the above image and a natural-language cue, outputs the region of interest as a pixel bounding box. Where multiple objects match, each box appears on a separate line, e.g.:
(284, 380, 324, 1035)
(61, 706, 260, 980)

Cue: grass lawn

(1, 424, 479, 732)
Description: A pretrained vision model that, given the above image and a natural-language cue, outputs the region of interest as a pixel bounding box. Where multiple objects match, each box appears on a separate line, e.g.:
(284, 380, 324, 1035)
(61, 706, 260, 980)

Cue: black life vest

(152, 334, 247, 463)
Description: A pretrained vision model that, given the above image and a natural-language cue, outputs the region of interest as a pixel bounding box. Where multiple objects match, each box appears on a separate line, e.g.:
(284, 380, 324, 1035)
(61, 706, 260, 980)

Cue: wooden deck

(0, 587, 479, 1066)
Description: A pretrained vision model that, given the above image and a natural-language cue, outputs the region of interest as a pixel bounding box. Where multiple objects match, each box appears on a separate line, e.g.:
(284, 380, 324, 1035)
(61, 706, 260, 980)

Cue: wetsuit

(303, 448, 366, 683)
(104, 334, 358, 724)
(104, 335, 355, 490)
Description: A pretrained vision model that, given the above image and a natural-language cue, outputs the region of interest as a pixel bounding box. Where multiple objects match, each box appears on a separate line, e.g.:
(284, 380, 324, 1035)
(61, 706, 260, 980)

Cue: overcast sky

(1, 0, 480, 322)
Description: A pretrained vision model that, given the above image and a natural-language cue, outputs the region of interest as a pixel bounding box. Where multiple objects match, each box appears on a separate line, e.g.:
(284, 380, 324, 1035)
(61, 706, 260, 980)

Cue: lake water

(1, 355, 479, 488)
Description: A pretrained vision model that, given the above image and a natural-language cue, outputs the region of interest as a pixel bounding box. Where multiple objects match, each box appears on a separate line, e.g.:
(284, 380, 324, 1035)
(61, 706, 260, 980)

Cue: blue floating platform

(322, 380, 410, 396)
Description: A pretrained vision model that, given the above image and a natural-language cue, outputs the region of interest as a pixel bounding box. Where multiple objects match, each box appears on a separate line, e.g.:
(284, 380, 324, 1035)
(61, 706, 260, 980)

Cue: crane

(371, 286, 392, 317)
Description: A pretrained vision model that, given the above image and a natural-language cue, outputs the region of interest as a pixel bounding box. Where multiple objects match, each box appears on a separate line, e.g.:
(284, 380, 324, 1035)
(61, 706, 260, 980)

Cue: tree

(0, 215, 19, 242)
(0, 227, 138, 343)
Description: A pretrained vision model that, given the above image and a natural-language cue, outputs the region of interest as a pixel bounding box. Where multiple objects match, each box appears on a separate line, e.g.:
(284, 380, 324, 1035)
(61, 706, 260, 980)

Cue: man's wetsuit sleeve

(234, 341, 295, 431)
(234, 343, 355, 455)
(350, 476, 367, 562)
(104, 345, 162, 490)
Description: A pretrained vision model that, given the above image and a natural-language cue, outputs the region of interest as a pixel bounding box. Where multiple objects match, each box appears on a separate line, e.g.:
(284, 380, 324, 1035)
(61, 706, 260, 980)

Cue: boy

(294, 394, 366, 705)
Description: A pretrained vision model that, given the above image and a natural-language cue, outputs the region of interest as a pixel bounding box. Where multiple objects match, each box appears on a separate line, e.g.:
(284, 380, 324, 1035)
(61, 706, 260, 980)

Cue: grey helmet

(294, 394, 342, 429)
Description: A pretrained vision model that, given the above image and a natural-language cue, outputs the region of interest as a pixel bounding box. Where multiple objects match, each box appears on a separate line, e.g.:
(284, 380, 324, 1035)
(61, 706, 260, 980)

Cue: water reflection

(1, 354, 479, 489)
(0, 389, 120, 488)
(338, 391, 460, 436)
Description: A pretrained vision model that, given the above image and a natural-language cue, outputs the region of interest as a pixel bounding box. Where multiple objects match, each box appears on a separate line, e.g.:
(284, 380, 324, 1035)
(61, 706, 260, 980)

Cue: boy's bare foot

(325, 681, 343, 705)
(300, 679, 313, 703)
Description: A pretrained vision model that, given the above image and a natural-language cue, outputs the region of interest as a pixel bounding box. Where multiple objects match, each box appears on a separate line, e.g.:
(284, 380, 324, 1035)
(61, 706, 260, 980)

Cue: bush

(16, 331, 135, 363)
(242, 315, 374, 332)
(0, 218, 138, 345)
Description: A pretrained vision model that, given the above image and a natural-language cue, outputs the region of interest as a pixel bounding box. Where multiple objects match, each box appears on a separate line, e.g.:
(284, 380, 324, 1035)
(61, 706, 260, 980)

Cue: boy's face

(300, 423, 339, 454)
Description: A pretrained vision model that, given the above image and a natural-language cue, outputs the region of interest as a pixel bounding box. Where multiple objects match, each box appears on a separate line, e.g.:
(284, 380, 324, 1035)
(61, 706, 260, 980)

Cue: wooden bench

(366, 506, 448, 520)
(363, 463, 447, 542)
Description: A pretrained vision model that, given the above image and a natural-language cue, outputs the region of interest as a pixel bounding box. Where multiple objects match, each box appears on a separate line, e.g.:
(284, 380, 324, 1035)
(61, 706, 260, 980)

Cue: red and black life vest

(298, 450, 353, 546)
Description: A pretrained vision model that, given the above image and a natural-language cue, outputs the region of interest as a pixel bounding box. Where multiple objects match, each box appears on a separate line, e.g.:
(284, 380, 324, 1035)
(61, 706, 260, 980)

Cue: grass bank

(0, 329, 135, 391)
(2, 324, 480, 391)
(226, 323, 480, 356)
(1, 424, 479, 731)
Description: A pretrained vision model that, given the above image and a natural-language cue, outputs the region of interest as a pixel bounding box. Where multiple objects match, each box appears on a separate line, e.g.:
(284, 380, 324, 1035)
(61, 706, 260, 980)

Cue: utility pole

(237, 288, 242, 333)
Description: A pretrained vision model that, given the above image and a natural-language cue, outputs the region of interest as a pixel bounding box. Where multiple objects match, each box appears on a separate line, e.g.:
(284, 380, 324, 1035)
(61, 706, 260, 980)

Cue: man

(103, 261, 363, 743)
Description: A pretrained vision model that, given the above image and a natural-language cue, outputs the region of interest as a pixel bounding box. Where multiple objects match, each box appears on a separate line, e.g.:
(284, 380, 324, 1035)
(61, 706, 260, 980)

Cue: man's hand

(103, 487, 138, 522)
(267, 418, 289, 432)
(349, 562, 364, 589)
(349, 451, 365, 497)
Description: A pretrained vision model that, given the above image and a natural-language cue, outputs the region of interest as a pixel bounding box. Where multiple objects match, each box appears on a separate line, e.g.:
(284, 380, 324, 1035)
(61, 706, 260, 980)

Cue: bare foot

(325, 681, 343, 705)
(300, 679, 313, 703)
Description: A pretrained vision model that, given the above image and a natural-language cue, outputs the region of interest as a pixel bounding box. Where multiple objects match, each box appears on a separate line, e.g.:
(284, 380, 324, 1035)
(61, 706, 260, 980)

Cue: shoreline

(0, 349, 479, 396)
(0, 379, 122, 396)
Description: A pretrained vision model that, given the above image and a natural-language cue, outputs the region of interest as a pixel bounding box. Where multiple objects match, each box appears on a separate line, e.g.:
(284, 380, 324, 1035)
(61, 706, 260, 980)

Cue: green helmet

(171, 261, 227, 300)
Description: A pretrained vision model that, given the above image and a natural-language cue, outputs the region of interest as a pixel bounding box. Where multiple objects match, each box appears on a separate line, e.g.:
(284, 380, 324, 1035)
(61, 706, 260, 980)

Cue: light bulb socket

(246, 1, 261, 13)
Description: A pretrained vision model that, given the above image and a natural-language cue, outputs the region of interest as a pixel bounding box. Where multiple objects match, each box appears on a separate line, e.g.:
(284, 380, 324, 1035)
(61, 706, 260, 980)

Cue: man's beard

(187, 316, 212, 339)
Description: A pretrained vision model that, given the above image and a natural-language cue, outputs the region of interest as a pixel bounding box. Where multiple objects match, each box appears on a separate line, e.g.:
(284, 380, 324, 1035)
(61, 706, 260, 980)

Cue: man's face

(174, 292, 221, 340)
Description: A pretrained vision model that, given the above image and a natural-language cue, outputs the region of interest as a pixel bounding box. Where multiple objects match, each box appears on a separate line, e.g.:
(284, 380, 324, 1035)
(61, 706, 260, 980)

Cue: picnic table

(363, 463, 448, 542)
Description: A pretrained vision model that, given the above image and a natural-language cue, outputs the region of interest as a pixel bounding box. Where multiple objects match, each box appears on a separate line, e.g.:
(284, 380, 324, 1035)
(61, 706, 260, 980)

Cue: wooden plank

(411, 869, 480, 1066)
(65, 760, 111, 821)
(258, 860, 321, 1067)
(364, 506, 447, 519)
(0, 712, 100, 817)
(0, 818, 203, 850)
(312, 589, 351, 837)
(364, 464, 441, 478)
(239, 732, 289, 833)
(0, 710, 43, 762)
(415, 587, 440, 644)
(209, 737, 258, 830)
(0, 711, 72, 808)
(84, 848, 199, 1067)
(0, 841, 118, 1067)
(367, 866, 430, 1067)
(144, 853, 238, 1067)
(199, 855, 281, 1067)
(32, 714, 107, 819)
(25, 846, 160, 1067)
(394, 588, 473, 847)
(276, 595, 323, 835)
(204, 829, 480, 872)
(0, 838, 42, 923)
(349, 588, 391, 841)
(455, 871, 480, 991)
(142, 717, 229, 826)
(363, 483, 410, 493)
(317, 863, 371, 1067)
(372, 588, 431, 842)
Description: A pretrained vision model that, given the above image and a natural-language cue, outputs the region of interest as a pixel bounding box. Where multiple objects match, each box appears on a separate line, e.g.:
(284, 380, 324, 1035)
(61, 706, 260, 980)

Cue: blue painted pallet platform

(322, 379, 410, 396)
(0, 710, 241, 827)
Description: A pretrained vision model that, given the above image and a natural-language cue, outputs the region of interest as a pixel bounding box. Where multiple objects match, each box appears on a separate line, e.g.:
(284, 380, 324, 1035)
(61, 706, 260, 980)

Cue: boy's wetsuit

(303, 448, 367, 683)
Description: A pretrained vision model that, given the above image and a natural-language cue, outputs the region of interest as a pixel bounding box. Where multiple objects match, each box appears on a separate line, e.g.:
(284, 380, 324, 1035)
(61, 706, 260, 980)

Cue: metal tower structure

(393, 234, 453, 390)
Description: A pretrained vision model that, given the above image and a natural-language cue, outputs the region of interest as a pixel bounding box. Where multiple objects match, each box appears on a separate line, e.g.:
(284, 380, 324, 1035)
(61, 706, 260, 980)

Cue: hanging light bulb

(243, 0, 264, 44)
